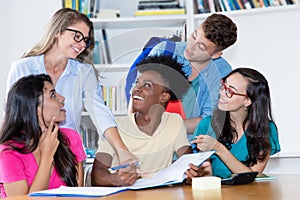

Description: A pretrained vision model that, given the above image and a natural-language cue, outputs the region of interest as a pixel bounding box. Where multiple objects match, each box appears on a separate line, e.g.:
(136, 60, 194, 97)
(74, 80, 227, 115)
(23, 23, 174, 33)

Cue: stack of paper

(29, 151, 215, 197)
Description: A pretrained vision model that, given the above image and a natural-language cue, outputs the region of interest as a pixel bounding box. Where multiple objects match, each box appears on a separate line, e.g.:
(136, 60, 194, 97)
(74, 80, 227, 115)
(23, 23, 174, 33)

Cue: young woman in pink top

(0, 74, 86, 197)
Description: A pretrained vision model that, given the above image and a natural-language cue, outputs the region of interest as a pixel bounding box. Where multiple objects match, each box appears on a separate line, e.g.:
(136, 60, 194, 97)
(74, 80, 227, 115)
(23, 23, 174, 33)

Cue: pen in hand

(108, 162, 142, 174)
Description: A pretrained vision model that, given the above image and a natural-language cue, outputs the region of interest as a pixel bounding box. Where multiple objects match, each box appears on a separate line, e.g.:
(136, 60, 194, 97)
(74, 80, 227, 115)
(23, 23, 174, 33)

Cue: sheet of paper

(29, 186, 128, 197)
(29, 151, 215, 197)
(255, 174, 277, 182)
(129, 151, 215, 189)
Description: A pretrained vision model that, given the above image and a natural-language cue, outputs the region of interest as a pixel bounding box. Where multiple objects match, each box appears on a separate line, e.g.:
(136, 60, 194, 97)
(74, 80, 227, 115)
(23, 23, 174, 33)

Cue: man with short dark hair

(149, 13, 238, 134)
(91, 55, 195, 186)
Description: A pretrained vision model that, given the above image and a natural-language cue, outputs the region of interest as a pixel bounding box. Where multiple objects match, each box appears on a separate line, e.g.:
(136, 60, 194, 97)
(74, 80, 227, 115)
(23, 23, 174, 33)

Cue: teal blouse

(193, 116, 281, 178)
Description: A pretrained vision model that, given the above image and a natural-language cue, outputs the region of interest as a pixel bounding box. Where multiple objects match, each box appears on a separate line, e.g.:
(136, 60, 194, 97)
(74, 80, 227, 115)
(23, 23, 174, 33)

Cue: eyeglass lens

(220, 81, 233, 98)
(65, 28, 91, 48)
(220, 80, 247, 98)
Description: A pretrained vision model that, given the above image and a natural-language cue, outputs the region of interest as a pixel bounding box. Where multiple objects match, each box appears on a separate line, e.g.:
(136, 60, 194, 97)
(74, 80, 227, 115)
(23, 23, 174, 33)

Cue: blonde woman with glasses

(6, 8, 137, 165)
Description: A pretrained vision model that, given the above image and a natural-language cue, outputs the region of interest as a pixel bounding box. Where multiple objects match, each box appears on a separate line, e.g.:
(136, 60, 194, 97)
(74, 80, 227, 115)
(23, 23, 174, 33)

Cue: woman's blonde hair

(23, 8, 97, 73)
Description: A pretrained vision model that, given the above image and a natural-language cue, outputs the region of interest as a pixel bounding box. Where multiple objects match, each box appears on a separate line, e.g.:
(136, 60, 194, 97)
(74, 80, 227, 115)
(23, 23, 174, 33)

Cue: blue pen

(108, 162, 142, 173)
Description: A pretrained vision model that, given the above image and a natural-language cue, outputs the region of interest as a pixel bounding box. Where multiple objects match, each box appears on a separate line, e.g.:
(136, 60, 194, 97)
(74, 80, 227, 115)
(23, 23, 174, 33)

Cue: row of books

(79, 126, 98, 158)
(194, 0, 298, 13)
(134, 0, 186, 16)
(62, 0, 100, 18)
(102, 83, 128, 116)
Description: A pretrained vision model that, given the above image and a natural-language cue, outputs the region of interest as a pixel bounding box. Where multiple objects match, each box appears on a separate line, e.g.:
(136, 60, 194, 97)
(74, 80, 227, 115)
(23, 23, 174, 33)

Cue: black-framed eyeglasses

(65, 28, 92, 48)
(220, 80, 248, 98)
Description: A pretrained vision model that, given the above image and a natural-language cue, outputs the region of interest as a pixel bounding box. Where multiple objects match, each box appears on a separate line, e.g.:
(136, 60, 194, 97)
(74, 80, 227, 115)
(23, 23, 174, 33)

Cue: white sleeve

(82, 67, 117, 136)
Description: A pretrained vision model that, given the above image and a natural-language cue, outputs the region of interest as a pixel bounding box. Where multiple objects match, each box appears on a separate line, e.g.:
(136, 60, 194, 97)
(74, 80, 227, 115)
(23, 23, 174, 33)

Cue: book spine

(64, 0, 73, 8)
(243, 0, 253, 8)
(258, 0, 266, 7)
(232, 0, 242, 9)
(219, 0, 227, 11)
(202, 0, 211, 12)
(222, 0, 232, 10)
(102, 86, 107, 106)
(227, 0, 237, 10)
(111, 86, 116, 113)
(82, 0, 91, 16)
(134, 9, 185, 16)
(237, 0, 246, 9)
(208, 0, 216, 12)
(263, 0, 270, 6)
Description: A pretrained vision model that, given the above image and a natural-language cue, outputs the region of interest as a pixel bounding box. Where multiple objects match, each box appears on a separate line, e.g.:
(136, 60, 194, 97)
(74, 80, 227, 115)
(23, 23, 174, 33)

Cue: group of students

(0, 7, 280, 197)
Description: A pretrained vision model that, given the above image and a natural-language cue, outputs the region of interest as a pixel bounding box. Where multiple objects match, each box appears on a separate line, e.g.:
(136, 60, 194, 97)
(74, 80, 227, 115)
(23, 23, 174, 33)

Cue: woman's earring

(244, 106, 248, 111)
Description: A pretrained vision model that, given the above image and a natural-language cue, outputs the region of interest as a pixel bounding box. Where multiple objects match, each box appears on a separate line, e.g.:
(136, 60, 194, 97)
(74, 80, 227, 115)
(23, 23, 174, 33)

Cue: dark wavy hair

(202, 13, 237, 52)
(0, 74, 78, 186)
(212, 68, 276, 166)
(136, 54, 190, 101)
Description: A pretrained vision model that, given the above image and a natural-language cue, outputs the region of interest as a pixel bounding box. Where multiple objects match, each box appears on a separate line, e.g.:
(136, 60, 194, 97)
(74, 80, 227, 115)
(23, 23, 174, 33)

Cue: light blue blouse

(7, 55, 116, 136)
(193, 116, 281, 178)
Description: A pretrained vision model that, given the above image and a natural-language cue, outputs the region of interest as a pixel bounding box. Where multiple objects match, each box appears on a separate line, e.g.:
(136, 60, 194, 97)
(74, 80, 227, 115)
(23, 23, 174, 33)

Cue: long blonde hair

(23, 8, 98, 76)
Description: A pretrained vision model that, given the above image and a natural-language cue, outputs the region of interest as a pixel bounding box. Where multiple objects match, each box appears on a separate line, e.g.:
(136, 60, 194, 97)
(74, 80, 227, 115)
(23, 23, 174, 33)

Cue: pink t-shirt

(0, 128, 86, 198)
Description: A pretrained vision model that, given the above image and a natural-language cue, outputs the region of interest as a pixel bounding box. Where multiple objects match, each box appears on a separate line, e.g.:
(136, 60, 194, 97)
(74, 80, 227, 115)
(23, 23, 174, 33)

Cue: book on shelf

(101, 78, 127, 115)
(96, 9, 120, 18)
(251, 0, 262, 7)
(258, 0, 265, 7)
(62, 0, 72, 8)
(198, 0, 213, 13)
(268, 0, 277, 6)
(217, 0, 227, 11)
(208, 0, 216, 12)
(134, 0, 185, 17)
(193, 0, 298, 13)
(193, 0, 200, 13)
(134, 8, 185, 16)
(138, 0, 181, 9)
(214, 0, 223, 11)
(222, 0, 233, 10)
(238, 0, 247, 8)
(62, 0, 100, 18)
(242, 0, 254, 9)
(79, 126, 98, 158)
(231, 0, 242, 9)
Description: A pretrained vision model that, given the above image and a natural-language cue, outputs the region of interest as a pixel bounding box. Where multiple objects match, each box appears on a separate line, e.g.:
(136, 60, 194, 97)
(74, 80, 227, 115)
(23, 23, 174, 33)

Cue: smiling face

(131, 70, 170, 114)
(38, 81, 66, 127)
(218, 72, 252, 112)
(58, 21, 90, 59)
(184, 25, 220, 63)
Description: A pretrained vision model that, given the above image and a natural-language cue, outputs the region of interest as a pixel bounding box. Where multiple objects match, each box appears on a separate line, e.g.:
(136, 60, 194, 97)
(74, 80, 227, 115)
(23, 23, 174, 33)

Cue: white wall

(192, 7, 300, 174)
(224, 6, 300, 157)
(227, 7, 300, 174)
(0, 0, 61, 122)
(193, 7, 300, 174)
(189, 6, 300, 159)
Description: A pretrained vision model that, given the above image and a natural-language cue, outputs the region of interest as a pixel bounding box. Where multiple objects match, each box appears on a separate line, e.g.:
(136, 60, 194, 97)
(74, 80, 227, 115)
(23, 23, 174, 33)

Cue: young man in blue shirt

(149, 13, 237, 134)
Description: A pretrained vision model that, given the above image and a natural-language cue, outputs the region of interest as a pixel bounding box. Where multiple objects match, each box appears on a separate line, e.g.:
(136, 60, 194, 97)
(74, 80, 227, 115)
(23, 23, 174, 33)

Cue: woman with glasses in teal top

(190, 67, 280, 179)
(7, 8, 137, 165)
